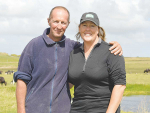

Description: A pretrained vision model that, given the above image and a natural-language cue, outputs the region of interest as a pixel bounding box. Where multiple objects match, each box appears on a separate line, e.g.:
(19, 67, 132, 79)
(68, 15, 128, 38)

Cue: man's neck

(47, 33, 62, 42)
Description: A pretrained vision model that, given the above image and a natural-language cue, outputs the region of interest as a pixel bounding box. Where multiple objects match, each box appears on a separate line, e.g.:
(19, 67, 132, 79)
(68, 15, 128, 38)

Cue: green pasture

(0, 52, 19, 69)
(125, 57, 150, 73)
(0, 74, 16, 113)
(0, 53, 150, 113)
(70, 73, 150, 97)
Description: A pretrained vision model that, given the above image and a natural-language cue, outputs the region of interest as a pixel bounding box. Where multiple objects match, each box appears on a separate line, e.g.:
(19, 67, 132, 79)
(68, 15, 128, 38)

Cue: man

(14, 6, 123, 113)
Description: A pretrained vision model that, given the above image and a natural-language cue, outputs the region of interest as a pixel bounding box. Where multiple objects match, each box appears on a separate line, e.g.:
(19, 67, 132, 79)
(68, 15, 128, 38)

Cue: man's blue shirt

(14, 28, 80, 113)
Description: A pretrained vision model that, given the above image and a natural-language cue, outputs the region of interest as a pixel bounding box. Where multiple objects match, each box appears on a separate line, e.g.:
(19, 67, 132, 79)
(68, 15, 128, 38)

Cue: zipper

(25, 88, 35, 102)
(50, 43, 58, 113)
(82, 44, 97, 72)
(82, 52, 92, 72)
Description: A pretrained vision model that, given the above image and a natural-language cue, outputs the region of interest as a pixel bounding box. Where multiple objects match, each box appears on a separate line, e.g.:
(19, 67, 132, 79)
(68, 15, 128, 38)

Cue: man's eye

(54, 21, 58, 23)
(62, 22, 67, 25)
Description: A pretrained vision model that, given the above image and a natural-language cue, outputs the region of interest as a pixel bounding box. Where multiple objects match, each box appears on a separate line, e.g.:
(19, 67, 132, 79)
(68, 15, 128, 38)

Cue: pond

(121, 95, 150, 112)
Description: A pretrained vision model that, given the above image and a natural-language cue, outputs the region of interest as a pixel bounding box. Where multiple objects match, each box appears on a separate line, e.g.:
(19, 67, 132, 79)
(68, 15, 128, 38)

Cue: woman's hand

(109, 41, 123, 56)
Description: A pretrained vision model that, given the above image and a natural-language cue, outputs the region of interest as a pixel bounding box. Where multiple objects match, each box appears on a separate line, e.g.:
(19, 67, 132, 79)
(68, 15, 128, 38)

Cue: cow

(0, 71, 2, 74)
(10, 79, 15, 85)
(144, 69, 150, 73)
(0, 77, 7, 86)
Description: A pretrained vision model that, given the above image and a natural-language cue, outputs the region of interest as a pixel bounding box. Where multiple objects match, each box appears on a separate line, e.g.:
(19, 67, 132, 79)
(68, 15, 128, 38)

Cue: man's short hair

(49, 6, 70, 22)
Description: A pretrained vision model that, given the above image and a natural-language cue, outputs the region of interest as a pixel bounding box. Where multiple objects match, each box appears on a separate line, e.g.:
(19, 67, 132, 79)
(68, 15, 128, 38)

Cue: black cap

(80, 12, 99, 26)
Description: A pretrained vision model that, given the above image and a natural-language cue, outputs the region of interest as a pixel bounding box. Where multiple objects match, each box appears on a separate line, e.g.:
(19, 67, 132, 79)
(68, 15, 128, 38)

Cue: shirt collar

(80, 38, 102, 51)
(42, 28, 66, 45)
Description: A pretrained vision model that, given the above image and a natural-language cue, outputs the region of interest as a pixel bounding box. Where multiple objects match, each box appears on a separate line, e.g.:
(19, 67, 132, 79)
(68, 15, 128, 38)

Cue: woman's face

(79, 21, 99, 43)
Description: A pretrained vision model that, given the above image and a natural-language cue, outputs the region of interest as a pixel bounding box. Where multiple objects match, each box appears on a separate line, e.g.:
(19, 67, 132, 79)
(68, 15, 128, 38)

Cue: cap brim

(80, 19, 99, 26)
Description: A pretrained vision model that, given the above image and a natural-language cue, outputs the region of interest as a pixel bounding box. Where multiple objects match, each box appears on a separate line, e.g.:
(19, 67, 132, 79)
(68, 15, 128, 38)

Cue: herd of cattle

(0, 70, 15, 75)
(0, 68, 150, 86)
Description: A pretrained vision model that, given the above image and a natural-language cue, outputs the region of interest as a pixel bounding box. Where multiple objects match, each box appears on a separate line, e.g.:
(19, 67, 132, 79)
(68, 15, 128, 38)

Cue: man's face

(48, 9, 69, 41)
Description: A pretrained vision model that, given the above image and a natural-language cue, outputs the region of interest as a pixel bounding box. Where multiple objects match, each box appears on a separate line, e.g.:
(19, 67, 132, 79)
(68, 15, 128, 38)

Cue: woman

(68, 12, 126, 113)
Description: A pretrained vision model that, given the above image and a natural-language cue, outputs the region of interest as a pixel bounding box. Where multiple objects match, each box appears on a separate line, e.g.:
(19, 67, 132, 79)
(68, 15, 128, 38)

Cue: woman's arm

(106, 85, 126, 113)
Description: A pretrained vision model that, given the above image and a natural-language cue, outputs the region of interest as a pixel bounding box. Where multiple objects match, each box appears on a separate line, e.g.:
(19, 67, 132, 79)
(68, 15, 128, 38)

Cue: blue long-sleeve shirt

(14, 28, 80, 113)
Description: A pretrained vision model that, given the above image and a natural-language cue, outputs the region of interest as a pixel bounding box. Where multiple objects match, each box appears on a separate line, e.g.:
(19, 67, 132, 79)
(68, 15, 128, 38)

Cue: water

(121, 95, 150, 112)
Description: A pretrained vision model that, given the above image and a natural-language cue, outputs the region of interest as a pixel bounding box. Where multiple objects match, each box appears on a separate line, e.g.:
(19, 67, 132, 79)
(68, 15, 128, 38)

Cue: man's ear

(47, 18, 50, 26)
(67, 21, 70, 27)
(47, 18, 50, 22)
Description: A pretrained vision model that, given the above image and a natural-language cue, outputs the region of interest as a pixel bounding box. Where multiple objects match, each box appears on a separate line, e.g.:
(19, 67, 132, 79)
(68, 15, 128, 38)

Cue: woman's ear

(97, 26, 100, 36)
(98, 26, 101, 31)
(78, 25, 81, 33)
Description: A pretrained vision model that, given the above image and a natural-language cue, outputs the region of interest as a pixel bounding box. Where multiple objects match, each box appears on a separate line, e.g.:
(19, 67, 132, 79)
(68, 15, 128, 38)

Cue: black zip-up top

(68, 39, 126, 113)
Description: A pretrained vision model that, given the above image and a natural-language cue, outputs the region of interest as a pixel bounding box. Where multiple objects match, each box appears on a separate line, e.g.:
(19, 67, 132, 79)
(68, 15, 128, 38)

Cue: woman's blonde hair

(76, 25, 106, 42)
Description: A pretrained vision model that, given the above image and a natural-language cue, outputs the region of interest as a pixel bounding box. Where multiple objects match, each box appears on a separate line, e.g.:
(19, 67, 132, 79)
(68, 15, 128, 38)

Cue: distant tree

(0, 52, 9, 56)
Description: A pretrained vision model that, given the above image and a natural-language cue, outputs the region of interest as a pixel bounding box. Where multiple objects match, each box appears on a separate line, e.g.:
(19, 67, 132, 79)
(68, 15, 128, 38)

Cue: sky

(0, 0, 150, 57)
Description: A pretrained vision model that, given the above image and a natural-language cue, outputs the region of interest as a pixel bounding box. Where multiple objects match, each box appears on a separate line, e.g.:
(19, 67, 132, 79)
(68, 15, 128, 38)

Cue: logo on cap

(86, 14, 94, 18)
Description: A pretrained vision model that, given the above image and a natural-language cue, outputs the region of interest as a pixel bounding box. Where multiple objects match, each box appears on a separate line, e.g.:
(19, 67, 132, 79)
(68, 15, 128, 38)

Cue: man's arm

(72, 40, 123, 56)
(16, 79, 27, 113)
(109, 41, 123, 56)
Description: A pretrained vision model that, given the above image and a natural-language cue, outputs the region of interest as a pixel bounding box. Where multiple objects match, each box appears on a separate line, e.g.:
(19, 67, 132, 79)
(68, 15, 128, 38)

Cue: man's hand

(109, 41, 123, 56)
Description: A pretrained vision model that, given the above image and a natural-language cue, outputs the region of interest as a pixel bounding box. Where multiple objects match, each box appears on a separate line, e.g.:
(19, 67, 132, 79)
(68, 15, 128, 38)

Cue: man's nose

(57, 22, 62, 29)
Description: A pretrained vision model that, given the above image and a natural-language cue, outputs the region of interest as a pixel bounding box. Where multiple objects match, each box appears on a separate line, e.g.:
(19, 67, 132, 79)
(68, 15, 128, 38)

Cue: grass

(0, 53, 150, 113)
(70, 73, 150, 98)
(124, 84, 150, 96)
(125, 57, 150, 73)
(121, 111, 133, 113)
(0, 52, 19, 69)
(124, 73, 150, 96)
(0, 74, 17, 113)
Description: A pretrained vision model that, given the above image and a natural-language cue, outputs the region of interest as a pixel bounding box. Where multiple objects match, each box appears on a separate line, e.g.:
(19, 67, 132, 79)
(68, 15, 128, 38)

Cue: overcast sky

(0, 0, 150, 57)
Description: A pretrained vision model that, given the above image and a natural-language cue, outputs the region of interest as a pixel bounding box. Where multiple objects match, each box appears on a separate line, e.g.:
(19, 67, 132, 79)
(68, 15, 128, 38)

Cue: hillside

(0, 52, 19, 70)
